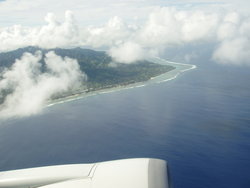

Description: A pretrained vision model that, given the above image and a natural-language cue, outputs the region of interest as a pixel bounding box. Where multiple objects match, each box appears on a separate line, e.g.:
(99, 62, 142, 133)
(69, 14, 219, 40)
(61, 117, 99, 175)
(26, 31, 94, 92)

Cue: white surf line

(99, 90, 116, 94)
(157, 74, 179, 84)
(151, 57, 197, 84)
(135, 84, 146, 88)
(157, 57, 197, 70)
(154, 57, 197, 68)
(153, 57, 197, 72)
(46, 57, 196, 107)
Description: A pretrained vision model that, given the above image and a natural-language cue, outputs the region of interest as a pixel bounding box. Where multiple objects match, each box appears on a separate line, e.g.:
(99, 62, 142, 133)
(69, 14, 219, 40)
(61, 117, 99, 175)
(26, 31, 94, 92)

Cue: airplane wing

(0, 158, 170, 188)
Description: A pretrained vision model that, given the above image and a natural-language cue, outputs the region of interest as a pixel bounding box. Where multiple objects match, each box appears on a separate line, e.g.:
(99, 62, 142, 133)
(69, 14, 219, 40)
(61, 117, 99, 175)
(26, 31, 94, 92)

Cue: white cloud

(213, 37, 250, 65)
(109, 42, 146, 63)
(137, 8, 182, 48)
(136, 8, 250, 65)
(184, 52, 198, 63)
(0, 0, 250, 26)
(137, 7, 219, 46)
(0, 7, 250, 65)
(85, 16, 132, 48)
(0, 11, 81, 51)
(213, 12, 250, 65)
(0, 51, 86, 119)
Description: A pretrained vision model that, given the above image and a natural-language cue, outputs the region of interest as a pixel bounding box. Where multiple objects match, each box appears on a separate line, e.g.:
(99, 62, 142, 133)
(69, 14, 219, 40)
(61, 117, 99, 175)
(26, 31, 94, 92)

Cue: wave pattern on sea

(47, 57, 196, 107)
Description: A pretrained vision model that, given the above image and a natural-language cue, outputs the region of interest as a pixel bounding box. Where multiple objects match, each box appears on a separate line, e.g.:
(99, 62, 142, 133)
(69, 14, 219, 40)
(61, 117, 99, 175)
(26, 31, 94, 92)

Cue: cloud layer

(0, 8, 250, 65)
(0, 51, 86, 119)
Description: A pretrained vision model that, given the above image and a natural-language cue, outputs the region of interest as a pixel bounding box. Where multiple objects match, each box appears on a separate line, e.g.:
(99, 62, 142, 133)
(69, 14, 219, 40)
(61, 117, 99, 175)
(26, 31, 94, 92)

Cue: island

(0, 47, 175, 103)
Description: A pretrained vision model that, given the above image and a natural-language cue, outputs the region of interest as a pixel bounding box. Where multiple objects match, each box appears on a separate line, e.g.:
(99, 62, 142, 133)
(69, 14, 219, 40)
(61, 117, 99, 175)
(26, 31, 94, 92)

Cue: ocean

(0, 59, 249, 188)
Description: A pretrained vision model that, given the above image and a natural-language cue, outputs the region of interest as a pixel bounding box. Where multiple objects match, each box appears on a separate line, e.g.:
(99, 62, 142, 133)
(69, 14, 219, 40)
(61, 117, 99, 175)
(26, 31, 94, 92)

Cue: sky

(0, 0, 249, 26)
(0, 0, 249, 64)
(0, 0, 249, 118)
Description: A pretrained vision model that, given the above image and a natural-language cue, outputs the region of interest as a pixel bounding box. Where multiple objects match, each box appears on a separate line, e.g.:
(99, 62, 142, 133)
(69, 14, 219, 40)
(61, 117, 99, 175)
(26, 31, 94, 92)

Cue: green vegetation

(85, 61, 174, 91)
(0, 46, 175, 96)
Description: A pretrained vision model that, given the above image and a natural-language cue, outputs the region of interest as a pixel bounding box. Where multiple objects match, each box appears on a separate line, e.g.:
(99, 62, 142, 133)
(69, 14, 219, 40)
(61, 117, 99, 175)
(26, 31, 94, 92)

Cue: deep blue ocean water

(0, 60, 250, 188)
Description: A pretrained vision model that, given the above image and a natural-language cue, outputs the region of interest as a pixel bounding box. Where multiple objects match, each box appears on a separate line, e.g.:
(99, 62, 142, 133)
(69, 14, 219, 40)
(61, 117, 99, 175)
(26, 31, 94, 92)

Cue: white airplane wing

(0, 158, 170, 188)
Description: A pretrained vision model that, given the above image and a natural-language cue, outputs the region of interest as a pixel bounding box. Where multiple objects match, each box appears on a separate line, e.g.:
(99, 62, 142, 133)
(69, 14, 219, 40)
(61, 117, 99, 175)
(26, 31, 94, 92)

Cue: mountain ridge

(0, 46, 175, 101)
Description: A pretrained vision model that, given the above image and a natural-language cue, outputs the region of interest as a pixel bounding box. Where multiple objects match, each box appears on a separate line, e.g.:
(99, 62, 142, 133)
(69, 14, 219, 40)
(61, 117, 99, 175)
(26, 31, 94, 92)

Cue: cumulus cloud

(0, 51, 86, 119)
(0, 10, 80, 51)
(85, 16, 133, 48)
(0, 8, 250, 65)
(106, 8, 250, 65)
(212, 12, 250, 65)
(213, 37, 250, 65)
(108, 42, 146, 63)
(137, 8, 218, 46)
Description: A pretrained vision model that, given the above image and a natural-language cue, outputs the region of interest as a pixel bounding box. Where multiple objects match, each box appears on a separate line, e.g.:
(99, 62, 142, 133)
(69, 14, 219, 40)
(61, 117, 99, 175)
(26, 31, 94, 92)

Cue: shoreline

(46, 57, 196, 107)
